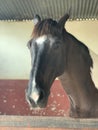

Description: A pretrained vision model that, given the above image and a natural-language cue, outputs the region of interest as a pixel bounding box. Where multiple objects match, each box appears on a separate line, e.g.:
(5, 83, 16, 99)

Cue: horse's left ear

(58, 14, 69, 30)
(33, 15, 41, 25)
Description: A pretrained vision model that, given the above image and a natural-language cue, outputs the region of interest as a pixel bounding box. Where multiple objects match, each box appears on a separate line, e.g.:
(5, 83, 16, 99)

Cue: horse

(26, 14, 98, 118)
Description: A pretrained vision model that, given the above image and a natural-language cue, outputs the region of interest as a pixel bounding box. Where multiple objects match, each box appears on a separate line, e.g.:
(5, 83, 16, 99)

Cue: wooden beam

(0, 127, 98, 130)
(0, 116, 98, 128)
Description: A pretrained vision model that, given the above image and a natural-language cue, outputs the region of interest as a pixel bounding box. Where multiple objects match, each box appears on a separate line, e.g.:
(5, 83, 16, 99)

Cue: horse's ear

(58, 14, 69, 30)
(33, 15, 41, 25)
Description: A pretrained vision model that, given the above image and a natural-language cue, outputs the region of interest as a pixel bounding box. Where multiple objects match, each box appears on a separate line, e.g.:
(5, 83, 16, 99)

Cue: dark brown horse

(26, 14, 98, 118)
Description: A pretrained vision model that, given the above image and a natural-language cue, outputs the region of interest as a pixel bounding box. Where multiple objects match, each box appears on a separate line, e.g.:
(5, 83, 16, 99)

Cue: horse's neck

(59, 72, 98, 117)
(59, 33, 98, 117)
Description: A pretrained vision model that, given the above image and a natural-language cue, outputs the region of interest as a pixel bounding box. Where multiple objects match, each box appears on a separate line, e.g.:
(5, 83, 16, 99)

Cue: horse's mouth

(28, 101, 47, 110)
(29, 104, 46, 110)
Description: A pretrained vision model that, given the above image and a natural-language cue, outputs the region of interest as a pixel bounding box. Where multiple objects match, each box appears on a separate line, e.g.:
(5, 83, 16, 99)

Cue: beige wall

(0, 20, 98, 87)
(0, 21, 33, 79)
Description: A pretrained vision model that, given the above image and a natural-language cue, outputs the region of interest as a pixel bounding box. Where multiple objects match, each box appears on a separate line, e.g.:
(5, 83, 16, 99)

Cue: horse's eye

(53, 42, 60, 50)
(27, 39, 32, 49)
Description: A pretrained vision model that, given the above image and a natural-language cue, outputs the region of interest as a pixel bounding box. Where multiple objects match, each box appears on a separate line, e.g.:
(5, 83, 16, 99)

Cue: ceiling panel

(0, 0, 98, 21)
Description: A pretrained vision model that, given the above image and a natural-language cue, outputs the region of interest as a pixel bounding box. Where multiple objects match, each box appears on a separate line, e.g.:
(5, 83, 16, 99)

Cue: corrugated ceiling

(0, 0, 98, 21)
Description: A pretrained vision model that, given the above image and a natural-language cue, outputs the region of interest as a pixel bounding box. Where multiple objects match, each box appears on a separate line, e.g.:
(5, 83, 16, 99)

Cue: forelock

(32, 19, 61, 38)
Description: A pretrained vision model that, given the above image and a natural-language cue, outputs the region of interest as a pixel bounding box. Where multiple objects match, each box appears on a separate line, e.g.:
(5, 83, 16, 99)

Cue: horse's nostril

(39, 89, 45, 101)
(29, 97, 33, 104)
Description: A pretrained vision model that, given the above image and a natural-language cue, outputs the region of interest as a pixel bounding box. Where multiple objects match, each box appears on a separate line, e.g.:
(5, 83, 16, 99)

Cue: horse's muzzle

(25, 87, 47, 109)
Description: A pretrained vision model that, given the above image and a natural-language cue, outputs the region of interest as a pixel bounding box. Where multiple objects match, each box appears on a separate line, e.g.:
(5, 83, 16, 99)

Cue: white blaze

(30, 35, 55, 103)
(30, 35, 47, 103)
(36, 35, 47, 45)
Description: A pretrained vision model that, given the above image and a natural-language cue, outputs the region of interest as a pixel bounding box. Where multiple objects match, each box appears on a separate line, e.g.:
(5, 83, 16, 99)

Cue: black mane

(67, 32, 93, 68)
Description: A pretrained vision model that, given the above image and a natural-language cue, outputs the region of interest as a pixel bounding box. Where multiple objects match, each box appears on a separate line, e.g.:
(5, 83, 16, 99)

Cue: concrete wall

(0, 20, 98, 87)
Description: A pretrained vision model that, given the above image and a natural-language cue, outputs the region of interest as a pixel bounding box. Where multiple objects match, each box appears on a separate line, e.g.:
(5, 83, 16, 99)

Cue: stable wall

(0, 21, 33, 79)
(0, 20, 98, 87)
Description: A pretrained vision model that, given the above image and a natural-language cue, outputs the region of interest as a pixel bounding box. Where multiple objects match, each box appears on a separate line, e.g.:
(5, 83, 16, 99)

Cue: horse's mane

(32, 19, 61, 38)
(80, 41, 93, 69)
(68, 33, 93, 69)
(82, 42, 93, 65)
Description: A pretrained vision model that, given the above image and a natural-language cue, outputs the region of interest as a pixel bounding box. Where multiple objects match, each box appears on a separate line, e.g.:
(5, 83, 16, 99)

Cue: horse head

(26, 14, 69, 108)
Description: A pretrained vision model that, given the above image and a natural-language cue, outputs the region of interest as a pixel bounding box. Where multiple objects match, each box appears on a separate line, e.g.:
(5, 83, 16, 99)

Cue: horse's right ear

(33, 15, 41, 25)
(58, 14, 69, 30)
